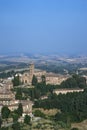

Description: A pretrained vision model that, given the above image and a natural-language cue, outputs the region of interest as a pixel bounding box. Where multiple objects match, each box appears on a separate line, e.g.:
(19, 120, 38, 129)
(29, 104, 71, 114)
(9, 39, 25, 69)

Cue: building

(53, 88, 84, 95)
(21, 64, 34, 84)
(0, 79, 32, 117)
(46, 73, 69, 85)
(8, 100, 32, 117)
(21, 64, 69, 85)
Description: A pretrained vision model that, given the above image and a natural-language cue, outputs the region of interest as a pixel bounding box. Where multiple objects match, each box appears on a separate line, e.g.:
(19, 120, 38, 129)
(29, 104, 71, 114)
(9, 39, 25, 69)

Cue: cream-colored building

(21, 64, 34, 84)
(21, 64, 69, 85)
(21, 64, 46, 85)
(46, 73, 69, 85)
(0, 79, 32, 117)
(53, 88, 84, 95)
(8, 100, 32, 117)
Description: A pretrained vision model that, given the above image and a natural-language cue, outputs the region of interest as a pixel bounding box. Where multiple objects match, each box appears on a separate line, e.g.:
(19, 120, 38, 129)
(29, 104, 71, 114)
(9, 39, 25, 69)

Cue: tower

(29, 64, 34, 79)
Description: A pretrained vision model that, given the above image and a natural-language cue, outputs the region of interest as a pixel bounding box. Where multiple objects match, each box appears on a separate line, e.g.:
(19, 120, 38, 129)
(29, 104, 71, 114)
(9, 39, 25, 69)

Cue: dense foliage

(12, 75, 22, 86)
(15, 89, 22, 100)
(60, 74, 86, 88)
(33, 110, 45, 118)
(17, 103, 23, 117)
(12, 122, 21, 130)
(12, 74, 87, 123)
(24, 115, 31, 125)
(13, 83, 60, 100)
(1, 106, 10, 119)
(34, 89, 87, 122)
(32, 75, 38, 86)
(13, 75, 86, 100)
(0, 118, 2, 128)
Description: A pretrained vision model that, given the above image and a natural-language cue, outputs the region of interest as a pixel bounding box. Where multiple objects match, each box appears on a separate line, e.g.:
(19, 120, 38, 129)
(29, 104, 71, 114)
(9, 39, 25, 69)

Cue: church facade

(21, 64, 69, 85)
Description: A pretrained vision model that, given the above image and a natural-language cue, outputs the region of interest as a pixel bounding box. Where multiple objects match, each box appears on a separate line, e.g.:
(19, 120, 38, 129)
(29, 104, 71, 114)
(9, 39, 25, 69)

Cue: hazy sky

(0, 0, 87, 55)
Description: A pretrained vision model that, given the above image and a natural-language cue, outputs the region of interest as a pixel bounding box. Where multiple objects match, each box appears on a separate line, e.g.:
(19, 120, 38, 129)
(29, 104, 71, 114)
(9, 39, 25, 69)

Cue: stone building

(21, 64, 46, 85)
(53, 88, 84, 95)
(21, 64, 34, 84)
(21, 64, 69, 85)
(8, 100, 32, 117)
(0, 79, 32, 117)
(46, 73, 69, 85)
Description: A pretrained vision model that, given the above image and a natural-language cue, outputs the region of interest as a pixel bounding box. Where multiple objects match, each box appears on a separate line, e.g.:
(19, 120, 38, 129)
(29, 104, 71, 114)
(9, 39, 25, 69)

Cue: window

(25, 80, 27, 83)
(25, 74, 27, 76)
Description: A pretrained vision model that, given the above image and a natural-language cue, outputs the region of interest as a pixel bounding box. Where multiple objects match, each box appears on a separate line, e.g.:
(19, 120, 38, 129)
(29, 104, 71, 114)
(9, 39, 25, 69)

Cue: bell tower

(29, 63, 34, 77)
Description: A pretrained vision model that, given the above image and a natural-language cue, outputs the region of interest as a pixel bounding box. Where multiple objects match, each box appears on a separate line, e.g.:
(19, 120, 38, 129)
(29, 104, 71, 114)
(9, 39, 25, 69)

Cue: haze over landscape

(1, 1, 87, 130)
(0, 0, 87, 55)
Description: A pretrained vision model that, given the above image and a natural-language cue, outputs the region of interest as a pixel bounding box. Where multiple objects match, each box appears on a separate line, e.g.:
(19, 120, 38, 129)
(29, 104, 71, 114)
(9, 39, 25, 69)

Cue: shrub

(34, 110, 45, 118)
(71, 128, 79, 130)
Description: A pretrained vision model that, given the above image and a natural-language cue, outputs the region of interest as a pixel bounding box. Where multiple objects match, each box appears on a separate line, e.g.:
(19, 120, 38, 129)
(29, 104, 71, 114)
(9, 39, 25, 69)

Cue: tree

(12, 75, 21, 86)
(60, 74, 86, 89)
(71, 128, 79, 130)
(0, 127, 9, 130)
(55, 112, 68, 123)
(34, 88, 41, 99)
(34, 110, 45, 118)
(11, 113, 19, 122)
(73, 74, 86, 88)
(12, 122, 21, 130)
(32, 75, 38, 86)
(17, 103, 23, 117)
(24, 115, 31, 125)
(41, 75, 46, 85)
(1, 106, 10, 119)
(0, 117, 2, 128)
(15, 89, 22, 100)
